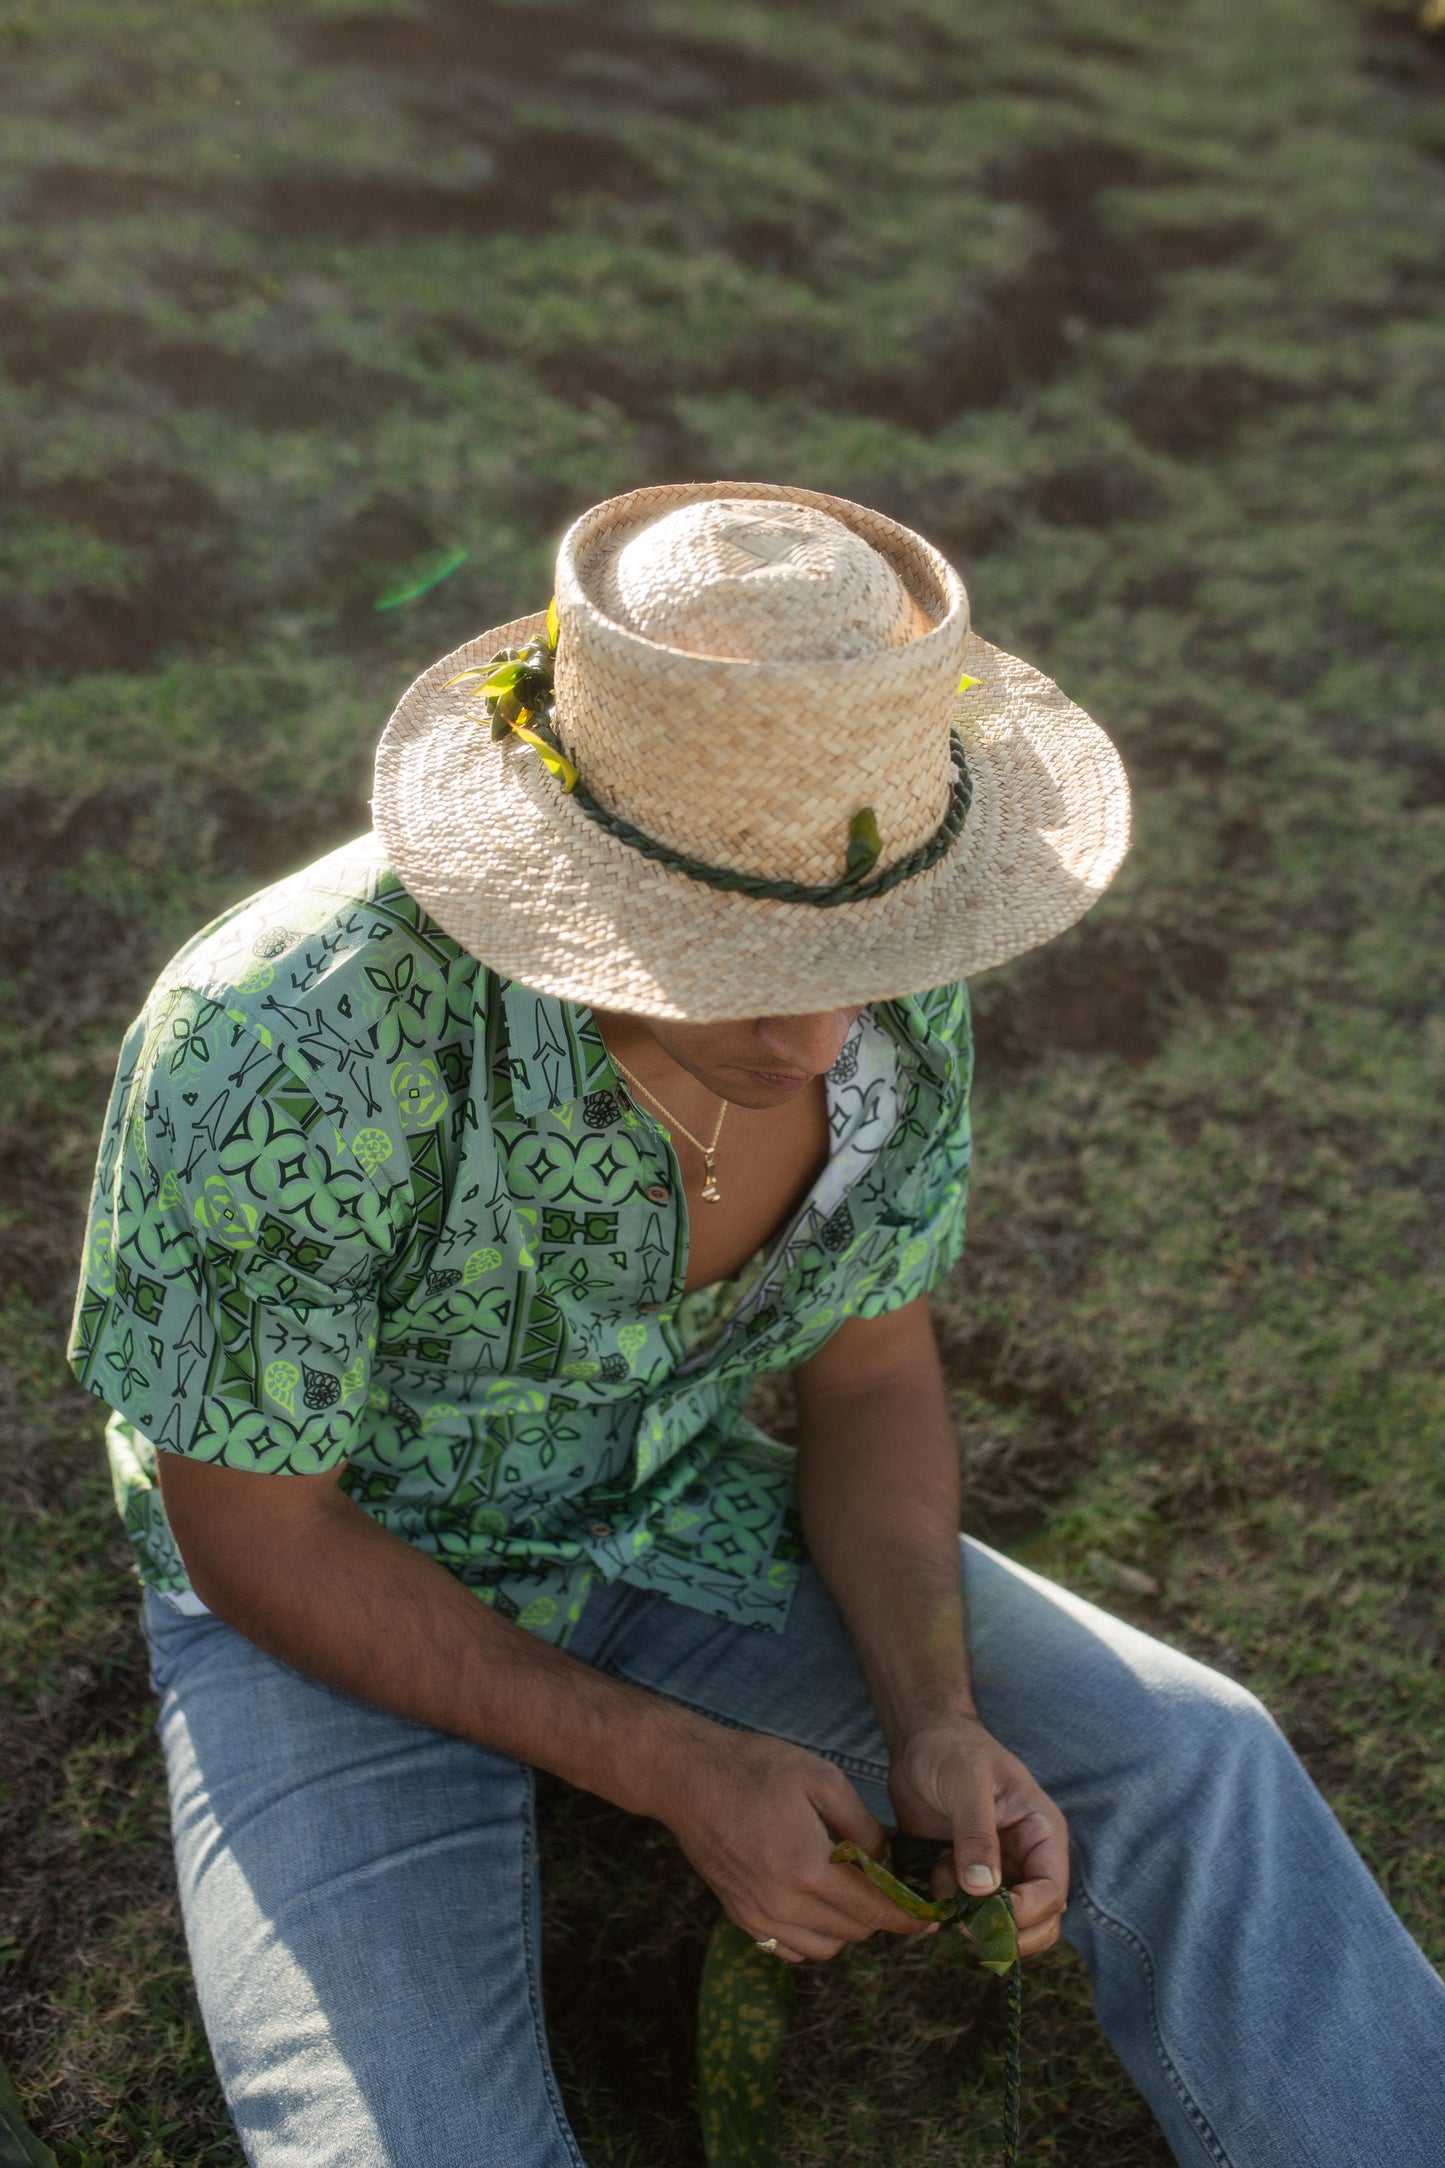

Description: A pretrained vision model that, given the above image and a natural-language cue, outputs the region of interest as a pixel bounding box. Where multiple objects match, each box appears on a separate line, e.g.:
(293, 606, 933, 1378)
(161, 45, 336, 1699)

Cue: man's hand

(660, 1727, 943, 1964)
(889, 1715, 1069, 1958)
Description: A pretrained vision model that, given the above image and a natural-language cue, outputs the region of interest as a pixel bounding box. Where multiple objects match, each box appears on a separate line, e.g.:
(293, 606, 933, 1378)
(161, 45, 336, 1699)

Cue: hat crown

(598, 498, 921, 662)
(554, 481, 970, 890)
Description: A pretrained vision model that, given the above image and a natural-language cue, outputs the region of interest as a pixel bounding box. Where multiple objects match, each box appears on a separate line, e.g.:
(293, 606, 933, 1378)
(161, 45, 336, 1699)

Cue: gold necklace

(609, 1053, 728, 1203)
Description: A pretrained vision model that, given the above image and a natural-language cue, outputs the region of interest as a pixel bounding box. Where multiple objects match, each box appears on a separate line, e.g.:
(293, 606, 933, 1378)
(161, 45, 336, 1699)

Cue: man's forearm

(171, 1472, 705, 1823)
(795, 1324, 977, 1750)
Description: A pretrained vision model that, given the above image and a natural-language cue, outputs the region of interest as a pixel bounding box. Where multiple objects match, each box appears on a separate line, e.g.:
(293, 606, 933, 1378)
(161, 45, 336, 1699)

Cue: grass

(1, 0, 1442, 2159)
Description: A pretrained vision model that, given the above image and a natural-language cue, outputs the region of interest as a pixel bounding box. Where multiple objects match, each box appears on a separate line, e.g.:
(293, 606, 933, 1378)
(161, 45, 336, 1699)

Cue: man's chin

(717, 1068, 815, 1109)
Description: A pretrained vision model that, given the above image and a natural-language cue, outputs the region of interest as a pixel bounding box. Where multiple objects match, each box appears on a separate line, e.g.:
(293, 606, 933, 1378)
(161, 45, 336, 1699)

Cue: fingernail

(962, 1864, 997, 1892)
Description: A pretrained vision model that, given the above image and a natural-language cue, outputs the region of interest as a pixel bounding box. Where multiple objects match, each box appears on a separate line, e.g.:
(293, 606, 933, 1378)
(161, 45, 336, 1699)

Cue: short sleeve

(69, 989, 395, 1474)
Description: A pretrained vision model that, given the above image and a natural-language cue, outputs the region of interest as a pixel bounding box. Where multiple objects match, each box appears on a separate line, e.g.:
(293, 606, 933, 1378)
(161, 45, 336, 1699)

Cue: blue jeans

(144, 1541, 1445, 2168)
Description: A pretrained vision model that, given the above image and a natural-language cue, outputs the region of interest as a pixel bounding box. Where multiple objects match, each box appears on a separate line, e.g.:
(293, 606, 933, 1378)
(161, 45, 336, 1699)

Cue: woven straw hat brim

(373, 612, 1130, 1022)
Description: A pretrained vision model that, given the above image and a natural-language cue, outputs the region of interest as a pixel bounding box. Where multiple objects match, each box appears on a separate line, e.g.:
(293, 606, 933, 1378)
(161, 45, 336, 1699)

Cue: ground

(1, 0, 1442, 2161)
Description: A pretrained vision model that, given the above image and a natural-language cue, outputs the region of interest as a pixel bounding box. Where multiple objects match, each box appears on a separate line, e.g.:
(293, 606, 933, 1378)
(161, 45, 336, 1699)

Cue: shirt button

(587, 1521, 613, 1540)
(643, 1182, 671, 1204)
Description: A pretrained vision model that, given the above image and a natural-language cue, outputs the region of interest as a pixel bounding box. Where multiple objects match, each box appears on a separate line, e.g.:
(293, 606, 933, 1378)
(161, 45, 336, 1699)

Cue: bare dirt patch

(509, 142, 1272, 442)
(0, 305, 416, 429)
(0, 466, 236, 677)
(21, 167, 212, 221)
(1120, 562, 1201, 609)
(145, 338, 412, 427)
(0, 774, 365, 1298)
(0, 306, 140, 385)
(936, 1316, 1099, 1547)
(295, 1, 822, 113)
(1119, 362, 1303, 455)
(1028, 454, 1166, 529)
(872, 477, 1017, 567)
(0, 780, 364, 1025)
(253, 135, 653, 241)
(1358, 5, 1445, 96)
(23, 137, 654, 248)
(724, 210, 842, 280)
(970, 923, 1230, 1071)
(850, 152, 1264, 431)
(1114, 694, 1230, 785)
(1392, 745, 1445, 809)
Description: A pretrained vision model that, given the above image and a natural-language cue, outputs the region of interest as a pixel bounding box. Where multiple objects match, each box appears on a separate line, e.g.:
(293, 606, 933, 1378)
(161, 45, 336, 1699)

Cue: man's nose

(753, 1010, 859, 1076)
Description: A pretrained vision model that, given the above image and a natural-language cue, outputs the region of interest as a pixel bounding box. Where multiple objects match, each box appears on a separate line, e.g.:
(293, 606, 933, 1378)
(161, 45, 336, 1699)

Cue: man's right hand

(658, 1727, 940, 1962)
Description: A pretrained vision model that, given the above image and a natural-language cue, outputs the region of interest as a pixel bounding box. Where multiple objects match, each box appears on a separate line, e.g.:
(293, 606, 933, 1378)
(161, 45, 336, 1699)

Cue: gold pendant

(701, 1156, 721, 1203)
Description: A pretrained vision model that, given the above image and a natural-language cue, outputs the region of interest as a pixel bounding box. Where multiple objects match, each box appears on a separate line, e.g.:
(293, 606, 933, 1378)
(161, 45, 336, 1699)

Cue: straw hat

(373, 480, 1129, 1021)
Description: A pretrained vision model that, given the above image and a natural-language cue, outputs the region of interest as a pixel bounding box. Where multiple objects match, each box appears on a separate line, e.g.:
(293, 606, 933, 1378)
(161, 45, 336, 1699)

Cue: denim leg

(143, 1592, 584, 2168)
(576, 1540, 1445, 2168)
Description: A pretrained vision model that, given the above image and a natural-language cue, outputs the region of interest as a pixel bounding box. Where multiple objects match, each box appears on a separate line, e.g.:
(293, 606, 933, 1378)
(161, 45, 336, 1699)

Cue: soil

(1359, 3, 1445, 93)
(294, 2, 824, 112)
(1119, 362, 1305, 455)
(0, 306, 417, 428)
(252, 140, 654, 241)
(521, 140, 1274, 448)
(0, 466, 238, 677)
(969, 923, 1230, 1071)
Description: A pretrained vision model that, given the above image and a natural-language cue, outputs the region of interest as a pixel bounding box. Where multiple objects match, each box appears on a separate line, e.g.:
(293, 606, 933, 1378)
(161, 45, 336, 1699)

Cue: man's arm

(158, 1453, 925, 1961)
(794, 1296, 1069, 1957)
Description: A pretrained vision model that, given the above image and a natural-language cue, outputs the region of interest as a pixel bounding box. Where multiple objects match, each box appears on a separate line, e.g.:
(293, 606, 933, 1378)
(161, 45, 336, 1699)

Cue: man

(72, 483, 1444, 2165)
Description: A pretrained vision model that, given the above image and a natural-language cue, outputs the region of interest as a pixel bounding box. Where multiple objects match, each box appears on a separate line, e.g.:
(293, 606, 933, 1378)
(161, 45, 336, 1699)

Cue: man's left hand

(889, 1715, 1070, 1959)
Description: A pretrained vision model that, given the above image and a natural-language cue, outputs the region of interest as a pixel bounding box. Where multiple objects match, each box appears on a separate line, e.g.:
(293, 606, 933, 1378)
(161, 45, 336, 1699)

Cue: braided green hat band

(567, 737, 972, 907)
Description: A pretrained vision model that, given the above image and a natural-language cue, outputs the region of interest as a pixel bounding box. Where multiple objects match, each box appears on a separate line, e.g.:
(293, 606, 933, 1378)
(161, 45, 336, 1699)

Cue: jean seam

(588, 1661, 890, 1786)
(518, 1772, 588, 2168)
(1074, 1872, 1235, 2168)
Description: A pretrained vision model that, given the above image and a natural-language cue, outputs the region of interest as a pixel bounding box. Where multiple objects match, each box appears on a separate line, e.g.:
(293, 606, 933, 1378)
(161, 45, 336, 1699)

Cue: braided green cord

(566, 736, 972, 908)
(1002, 1907, 1023, 2168)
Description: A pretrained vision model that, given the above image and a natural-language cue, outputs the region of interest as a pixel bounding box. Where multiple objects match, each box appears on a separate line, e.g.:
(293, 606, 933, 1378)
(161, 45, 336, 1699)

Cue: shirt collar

(498, 977, 610, 1116)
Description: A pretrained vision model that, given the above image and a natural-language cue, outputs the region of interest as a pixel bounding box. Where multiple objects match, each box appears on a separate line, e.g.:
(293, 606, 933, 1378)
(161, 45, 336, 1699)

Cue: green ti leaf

(830, 1840, 1020, 1973)
(546, 594, 560, 651)
(477, 663, 529, 697)
(844, 807, 882, 884)
(960, 1890, 1020, 1977)
(829, 1840, 954, 1921)
(958, 670, 980, 692)
(510, 718, 579, 792)
(698, 1917, 797, 2168)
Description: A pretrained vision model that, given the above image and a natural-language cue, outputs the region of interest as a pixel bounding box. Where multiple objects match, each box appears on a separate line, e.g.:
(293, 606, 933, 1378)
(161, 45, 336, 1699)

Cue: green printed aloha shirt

(70, 836, 973, 1646)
